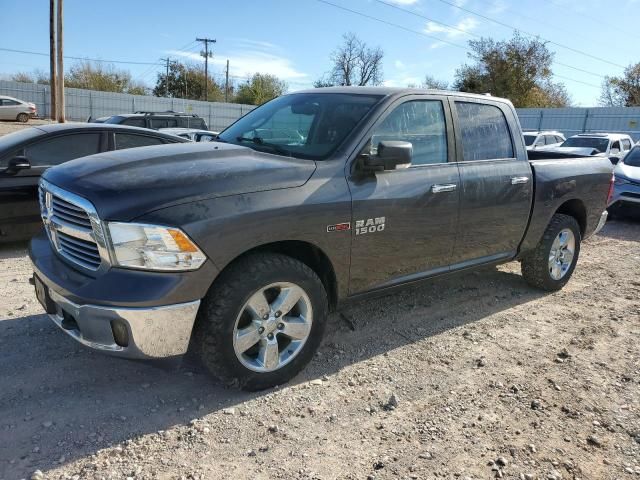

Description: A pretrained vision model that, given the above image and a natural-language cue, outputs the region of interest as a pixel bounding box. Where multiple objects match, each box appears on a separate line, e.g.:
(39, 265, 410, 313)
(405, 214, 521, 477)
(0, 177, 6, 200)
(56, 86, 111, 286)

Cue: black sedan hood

(43, 142, 316, 221)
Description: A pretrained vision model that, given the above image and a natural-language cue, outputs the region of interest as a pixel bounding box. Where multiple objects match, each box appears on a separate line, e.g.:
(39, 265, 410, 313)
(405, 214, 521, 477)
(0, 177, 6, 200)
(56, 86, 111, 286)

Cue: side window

(115, 134, 165, 150)
(150, 118, 177, 129)
(122, 117, 146, 128)
(455, 102, 514, 161)
(622, 139, 632, 151)
(370, 100, 448, 166)
(610, 140, 621, 152)
(24, 133, 101, 166)
(545, 135, 557, 145)
(534, 136, 545, 146)
(555, 136, 564, 143)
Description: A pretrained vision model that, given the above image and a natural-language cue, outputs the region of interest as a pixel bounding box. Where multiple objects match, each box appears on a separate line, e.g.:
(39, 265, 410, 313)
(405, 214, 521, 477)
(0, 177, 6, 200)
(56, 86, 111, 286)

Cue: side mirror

(6, 156, 31, 173)
(362, 141, 412, 172)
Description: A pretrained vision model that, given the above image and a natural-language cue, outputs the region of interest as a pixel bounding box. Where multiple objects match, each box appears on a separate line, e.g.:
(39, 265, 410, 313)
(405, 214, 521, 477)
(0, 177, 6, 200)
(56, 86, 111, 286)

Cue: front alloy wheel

(192, 253, 328, 390)
(233, 282, 313, 372)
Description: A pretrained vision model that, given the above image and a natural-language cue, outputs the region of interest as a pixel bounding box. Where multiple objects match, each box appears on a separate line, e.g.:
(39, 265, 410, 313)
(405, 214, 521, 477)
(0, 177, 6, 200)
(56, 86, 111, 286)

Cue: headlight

(106, 222, 206, 271)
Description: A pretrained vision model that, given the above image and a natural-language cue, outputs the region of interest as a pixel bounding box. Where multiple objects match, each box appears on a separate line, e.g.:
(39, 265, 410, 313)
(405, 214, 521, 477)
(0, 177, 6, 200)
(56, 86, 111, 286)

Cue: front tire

(16, 113, 29, 123)
(521, 214, 581, 291)
(191, 253, 328, 391)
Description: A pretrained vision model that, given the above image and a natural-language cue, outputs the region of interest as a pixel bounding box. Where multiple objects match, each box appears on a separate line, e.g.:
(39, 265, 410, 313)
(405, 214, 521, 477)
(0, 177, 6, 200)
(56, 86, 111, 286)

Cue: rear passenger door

(450, 99, 533, 267)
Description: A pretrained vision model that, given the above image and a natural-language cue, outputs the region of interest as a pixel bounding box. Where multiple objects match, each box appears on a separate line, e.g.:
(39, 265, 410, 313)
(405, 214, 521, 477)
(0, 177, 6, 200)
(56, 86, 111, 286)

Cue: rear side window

(622, 139, 632, 151)
(25, 133, 101, 166)
(455, 102, 514, 161)
(371, 100, 448, 166)
(150, 118, 178, 129)
(122, 117, 146, 128)
(115, 134, 165, 150)
(1, 99, 21, 106)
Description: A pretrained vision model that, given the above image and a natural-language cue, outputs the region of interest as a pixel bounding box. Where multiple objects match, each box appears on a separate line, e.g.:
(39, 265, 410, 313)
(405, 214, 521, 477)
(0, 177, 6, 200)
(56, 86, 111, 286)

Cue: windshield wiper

(236, 136, 292, 157)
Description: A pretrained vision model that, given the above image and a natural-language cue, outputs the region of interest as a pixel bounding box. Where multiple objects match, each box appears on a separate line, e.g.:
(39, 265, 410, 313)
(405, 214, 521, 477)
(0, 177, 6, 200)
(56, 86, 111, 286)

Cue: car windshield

(217, 93, 383, 160)
(523, 134, 537, 146)
(623, 146, 640, 167)
(560, 137, 610, 153)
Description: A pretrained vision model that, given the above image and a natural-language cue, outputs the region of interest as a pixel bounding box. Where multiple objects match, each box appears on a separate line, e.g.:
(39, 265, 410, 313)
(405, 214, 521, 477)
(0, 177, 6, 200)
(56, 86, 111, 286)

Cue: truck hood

(547, 147, 604, 156)
(43, 142, 316, 221)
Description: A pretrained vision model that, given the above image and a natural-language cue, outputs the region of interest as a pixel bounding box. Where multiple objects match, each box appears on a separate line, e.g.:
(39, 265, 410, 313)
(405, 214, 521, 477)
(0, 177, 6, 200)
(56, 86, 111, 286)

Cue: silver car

(0, 95, 37, 122)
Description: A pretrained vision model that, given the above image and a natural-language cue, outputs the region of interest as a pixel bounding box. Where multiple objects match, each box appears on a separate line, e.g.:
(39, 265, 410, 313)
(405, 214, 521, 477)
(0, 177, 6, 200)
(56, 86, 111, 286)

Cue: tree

(420, 75, 449, 90)
(453, 33, 571, 107)
(316, 33, 384, 87)
(234, 73, 288, 105)
(599, 63, 640, 106)
(63, 61, 148, 94)
(153, 61, 224, 101)
(11, 70, 50, 85)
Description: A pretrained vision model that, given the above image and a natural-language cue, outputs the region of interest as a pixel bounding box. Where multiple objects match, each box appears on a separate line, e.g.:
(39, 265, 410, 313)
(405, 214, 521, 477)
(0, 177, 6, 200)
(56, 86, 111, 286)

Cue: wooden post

(49, 0, 57, 121)
(56, 0, 65, 122)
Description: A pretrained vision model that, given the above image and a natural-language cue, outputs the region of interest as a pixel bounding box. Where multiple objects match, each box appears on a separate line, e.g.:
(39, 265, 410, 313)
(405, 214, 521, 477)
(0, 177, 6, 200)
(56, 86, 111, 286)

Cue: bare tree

(421, 75, 449, 90)
(599, 63, 640, 107)
(317, 33, 383, 87)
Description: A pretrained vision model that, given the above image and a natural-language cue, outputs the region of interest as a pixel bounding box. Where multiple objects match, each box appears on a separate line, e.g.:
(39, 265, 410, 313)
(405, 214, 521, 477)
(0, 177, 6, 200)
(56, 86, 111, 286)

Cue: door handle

(511, 176, 530, 185)
(431, 183, 457, 193)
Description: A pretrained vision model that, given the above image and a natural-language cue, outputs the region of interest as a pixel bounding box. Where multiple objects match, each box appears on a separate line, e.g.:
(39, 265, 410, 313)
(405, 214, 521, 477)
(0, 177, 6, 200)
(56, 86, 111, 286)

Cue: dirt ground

(0, 120, 638, 480)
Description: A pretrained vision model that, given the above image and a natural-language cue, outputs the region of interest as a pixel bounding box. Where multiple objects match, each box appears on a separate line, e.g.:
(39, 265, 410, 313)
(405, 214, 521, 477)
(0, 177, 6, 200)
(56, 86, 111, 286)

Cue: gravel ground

(0, 119, 59, 137)
(0, 221, 638, 480)
(0, 120, 639, 480)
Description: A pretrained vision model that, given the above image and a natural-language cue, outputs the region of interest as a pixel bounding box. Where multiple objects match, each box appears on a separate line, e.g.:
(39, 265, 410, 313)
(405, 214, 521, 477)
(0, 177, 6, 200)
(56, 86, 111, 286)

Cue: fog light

(111, 320, 129, 347)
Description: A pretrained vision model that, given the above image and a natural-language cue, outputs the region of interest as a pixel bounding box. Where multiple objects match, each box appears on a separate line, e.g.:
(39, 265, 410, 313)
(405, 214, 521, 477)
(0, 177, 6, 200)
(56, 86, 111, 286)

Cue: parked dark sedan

(0, 123, 189, 242)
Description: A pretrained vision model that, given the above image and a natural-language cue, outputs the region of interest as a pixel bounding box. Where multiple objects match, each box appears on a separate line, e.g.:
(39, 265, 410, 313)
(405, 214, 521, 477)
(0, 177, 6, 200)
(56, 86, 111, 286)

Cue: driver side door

(347, 96, 460, 295)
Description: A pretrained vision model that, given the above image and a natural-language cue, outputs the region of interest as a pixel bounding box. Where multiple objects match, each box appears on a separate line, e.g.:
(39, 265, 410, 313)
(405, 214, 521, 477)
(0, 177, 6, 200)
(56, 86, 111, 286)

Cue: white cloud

(166, 44, 308, 85)
(394, 60, 406, 70)
(424, 17, 478, 38)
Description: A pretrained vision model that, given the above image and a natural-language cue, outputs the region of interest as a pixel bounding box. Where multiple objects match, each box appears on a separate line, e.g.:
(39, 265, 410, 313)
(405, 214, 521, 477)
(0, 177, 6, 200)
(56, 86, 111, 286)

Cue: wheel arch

(212, 240, 339, 312)
(555, 198, 587, 237)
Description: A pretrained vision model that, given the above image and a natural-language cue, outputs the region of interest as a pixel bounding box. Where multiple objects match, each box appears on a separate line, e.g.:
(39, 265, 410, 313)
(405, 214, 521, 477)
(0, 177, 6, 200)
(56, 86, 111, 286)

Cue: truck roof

(292, 86, 510, 103)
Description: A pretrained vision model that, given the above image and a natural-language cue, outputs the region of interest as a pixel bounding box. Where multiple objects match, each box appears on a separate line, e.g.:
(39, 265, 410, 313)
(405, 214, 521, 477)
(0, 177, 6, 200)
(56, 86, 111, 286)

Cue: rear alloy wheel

(16, 113, 29, 123)
(192, 253, 328, 390)
(521, 214, 581, 291)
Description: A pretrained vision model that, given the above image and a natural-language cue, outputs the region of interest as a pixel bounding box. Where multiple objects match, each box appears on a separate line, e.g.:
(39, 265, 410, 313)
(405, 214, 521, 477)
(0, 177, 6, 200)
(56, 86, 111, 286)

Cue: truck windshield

(560, 137, 610, 153)
(217, 93, 383, 160)
(623, 146, 640, 167)
(523, 134, 536, 146)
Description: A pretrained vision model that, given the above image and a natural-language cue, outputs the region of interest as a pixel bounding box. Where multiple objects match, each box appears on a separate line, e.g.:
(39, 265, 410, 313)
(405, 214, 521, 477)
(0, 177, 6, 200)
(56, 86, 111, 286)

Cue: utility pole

(225, 59, 229, 102)
(56, 0, 65, 122)
(196, 37, 216, 101)
(160, 57, 171, 97)
(49, 0, 57, 120)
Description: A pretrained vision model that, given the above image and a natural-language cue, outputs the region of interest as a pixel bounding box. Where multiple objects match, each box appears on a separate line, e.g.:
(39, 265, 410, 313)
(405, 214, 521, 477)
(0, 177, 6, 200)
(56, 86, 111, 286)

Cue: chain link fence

(0, 80, 256, 131)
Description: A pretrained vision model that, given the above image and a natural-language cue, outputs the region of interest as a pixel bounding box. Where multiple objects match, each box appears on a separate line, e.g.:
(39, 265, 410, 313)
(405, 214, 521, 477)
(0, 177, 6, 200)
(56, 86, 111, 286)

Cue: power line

(314, 0, 468, 50)
(374, 0, 607, 81)
(0, 47, 163, 66)
(430, 0, 626, 69)
(314, 0, 601, 90)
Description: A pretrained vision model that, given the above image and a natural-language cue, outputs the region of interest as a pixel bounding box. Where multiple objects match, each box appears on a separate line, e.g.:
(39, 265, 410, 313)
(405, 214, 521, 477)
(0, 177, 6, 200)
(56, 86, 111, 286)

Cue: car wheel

(521, 214, 581, 291)
(191, 253, 328, 391)
(16, 113, 29, 123)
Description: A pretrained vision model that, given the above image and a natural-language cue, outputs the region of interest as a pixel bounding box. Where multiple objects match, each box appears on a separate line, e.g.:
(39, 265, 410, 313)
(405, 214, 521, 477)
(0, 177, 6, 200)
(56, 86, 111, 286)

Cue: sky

(0, 0, 639, 106)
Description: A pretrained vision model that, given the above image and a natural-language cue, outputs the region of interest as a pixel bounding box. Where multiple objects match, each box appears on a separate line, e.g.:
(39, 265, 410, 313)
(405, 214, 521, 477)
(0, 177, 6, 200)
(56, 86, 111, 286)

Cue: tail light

(606, 173, 615, 205)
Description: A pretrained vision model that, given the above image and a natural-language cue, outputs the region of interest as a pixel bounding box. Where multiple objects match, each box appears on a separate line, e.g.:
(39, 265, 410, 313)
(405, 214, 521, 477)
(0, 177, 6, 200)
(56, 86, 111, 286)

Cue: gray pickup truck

(30, 88, 612, 390)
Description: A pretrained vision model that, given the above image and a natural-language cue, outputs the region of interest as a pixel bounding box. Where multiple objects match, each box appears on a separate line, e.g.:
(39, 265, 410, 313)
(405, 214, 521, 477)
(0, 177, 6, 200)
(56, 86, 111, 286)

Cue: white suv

(550, 133, 634, 164)
(523, 131, 566, 151)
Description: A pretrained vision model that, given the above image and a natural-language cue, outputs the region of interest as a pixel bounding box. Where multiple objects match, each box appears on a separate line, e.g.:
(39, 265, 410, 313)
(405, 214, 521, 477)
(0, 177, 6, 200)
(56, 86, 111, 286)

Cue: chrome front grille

(39, 179, 110, 272)
(51, 196, 93, 230)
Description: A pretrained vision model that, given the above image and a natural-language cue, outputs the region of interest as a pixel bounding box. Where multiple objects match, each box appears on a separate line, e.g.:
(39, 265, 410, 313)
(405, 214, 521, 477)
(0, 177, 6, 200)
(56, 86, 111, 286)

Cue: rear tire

(521, 214, 581, 291)
(16, 113, 29, 123)
(191, 253, 328, 391)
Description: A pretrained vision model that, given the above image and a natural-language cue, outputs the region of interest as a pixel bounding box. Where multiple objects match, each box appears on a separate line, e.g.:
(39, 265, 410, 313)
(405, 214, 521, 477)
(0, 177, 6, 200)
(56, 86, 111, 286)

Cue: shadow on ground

(0, 258, 551, 478)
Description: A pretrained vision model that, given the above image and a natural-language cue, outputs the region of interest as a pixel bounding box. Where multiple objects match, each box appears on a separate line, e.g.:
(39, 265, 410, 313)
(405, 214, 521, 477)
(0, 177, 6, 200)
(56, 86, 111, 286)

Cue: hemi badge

(327, 222, 351, 233)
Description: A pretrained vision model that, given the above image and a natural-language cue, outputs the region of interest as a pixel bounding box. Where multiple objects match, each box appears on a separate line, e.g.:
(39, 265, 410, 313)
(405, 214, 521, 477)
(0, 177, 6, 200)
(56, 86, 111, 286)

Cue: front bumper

(609, 182, 640, 209)
(30, 231, 216, 359)
(47, 289, 199, 358)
